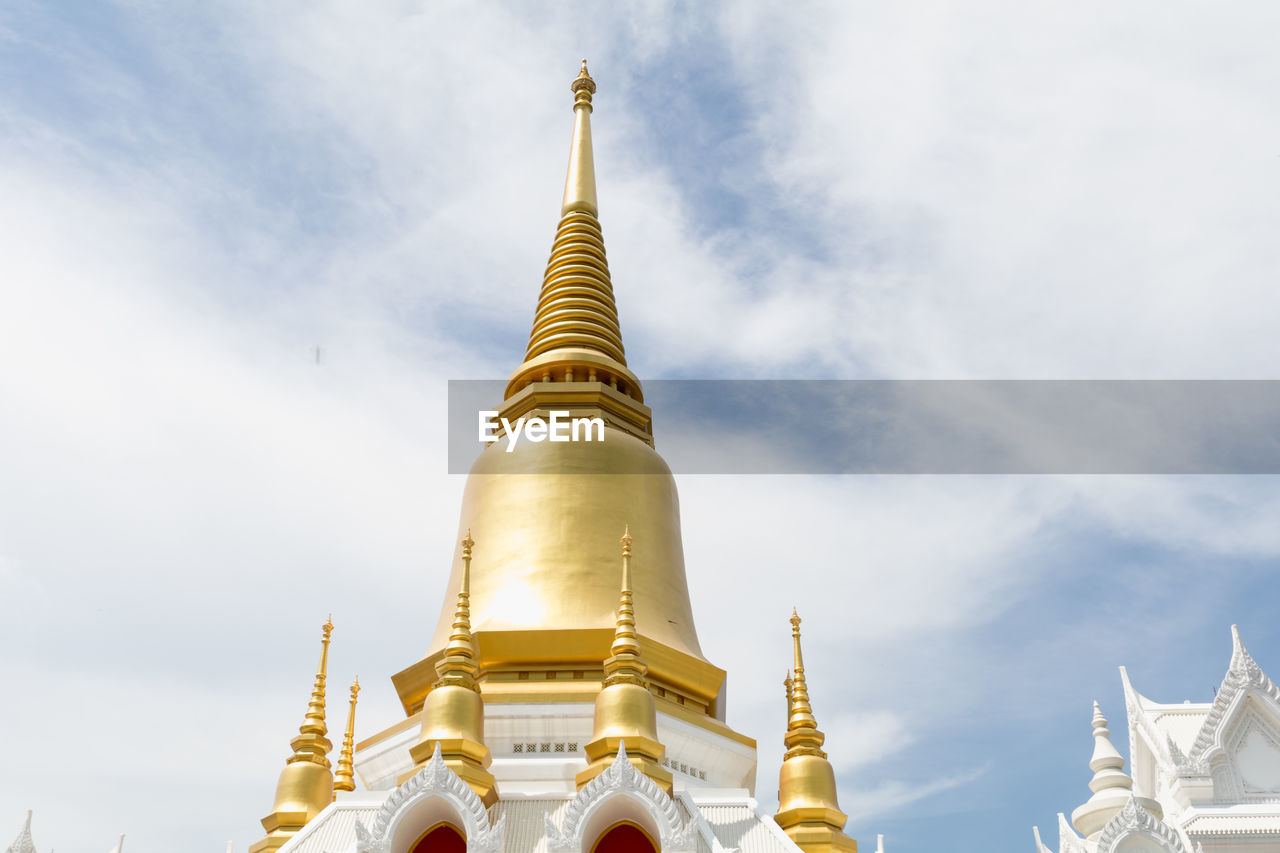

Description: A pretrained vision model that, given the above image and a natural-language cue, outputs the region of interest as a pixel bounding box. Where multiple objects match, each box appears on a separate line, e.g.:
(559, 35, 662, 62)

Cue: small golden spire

(786, 609, 823, 748)
(297, 615, 335, 762)
(577, 528, 672, 793)
(775, 611, 855, 853)
(785, 670, 794, 719)
(333, 677, 360, 795)
(251, 618, 337, 853)
(438, 531, 479, 686)
(408, 531, 497, 806)
(606, 524, 643, 672)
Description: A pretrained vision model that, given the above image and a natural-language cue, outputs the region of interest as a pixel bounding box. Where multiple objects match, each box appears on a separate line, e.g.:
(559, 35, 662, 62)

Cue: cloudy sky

(3, 3, 1280, 852)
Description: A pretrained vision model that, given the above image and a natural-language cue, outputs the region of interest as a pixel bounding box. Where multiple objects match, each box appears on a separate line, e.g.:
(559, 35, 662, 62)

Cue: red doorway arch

(410, 822, 466, 853)
(591, 822, 658, 853)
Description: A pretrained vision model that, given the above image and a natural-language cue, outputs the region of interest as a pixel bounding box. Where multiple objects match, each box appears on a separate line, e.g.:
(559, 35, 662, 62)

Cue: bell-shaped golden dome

(391, 61, 725, 723)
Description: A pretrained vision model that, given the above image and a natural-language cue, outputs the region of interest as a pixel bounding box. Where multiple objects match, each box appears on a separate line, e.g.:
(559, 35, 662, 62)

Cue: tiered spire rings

(501, 60, 652, 443)
(250, 618, 339, 853)
(578, 527, 673, 792)
(333, 677, 361, 795)
(775, 611, 856, 853)
(408, 531, 497, 805)
(1070, 701, 1162, 838)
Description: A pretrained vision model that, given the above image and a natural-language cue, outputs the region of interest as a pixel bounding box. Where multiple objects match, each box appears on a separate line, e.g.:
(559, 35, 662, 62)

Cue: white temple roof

(697, 802, 799, 853)
(1146, 705, 1211, 755)
(278, 792, 798, 853)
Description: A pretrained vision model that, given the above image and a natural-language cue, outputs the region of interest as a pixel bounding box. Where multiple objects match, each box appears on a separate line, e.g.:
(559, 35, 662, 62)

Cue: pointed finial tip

(462, 529, 475, 550)
(571, 59, 597, 95)
(790, 608, 801, 629)
(323, 614, 334, 635)
(620, 524, 632, 546)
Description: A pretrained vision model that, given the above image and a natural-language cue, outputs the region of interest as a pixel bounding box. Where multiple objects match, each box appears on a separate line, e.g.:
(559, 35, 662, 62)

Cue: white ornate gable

(354, 744, 505, 853)
(1096, 797, 1187, 853)
(544, 742, 698, 853)
(1188, 626, 1280, 799)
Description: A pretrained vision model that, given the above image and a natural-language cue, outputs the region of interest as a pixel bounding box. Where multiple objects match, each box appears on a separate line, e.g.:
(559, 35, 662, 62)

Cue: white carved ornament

(1056, 812, 1087, 853)
(354, 744, 505, 853)
(1189, 627, 1280, 767)
(1121, 667, 1183, 781)
(5, 811, 36, 853)
(1166, 736, 1208, 778)
(544, 742, 698, 853)
(1095, 796, 1187, 853)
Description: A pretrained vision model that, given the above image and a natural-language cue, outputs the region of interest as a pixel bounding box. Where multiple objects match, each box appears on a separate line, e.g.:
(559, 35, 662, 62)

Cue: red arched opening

(591, 823, 658, 853)
(410, 823, 466, 853)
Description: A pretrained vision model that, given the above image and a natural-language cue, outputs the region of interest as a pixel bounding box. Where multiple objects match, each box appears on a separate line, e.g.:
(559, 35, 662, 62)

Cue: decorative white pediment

(544, 743, 698, 853)
(1189, 626, 1280, 768)
(1096, 797, 1187, 853)
(354, 744, 505, 853)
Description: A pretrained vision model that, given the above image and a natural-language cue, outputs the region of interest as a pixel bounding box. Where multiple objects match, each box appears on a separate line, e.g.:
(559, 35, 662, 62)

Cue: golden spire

(408, 532, 497, 806)
(775, 611, 856, 853)
(578, 528, 672, 792)
(501, 61, 653, 443)
(786, 609, 823, 751)
(524, 58, 621, 368)
(333, 677, 360, 795)
(563, 59, 598, 216)
(438, 530, 479, 686)
(250, 618, 336, 853)
(606, 524, 644, 672)
(785, 670, 795, 719)
(297, 615, 334, 758)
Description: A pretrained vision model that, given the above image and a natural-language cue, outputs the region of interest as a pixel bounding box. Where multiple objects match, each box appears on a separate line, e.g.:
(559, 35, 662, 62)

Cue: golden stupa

(388, 59, 727, 731)
(249, 61, 856, 853)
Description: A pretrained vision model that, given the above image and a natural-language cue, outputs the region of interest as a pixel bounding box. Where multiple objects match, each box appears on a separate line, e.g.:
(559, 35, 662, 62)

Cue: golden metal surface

(785, 610, 823, 752)
(578, 530, 671, 792)
(500, 58, 655, 446)
(333, 677, 360, 795)
(422, 431, 708, 672)
(410, 534, 498, 806)
(775, 612, 855, 853)
(562, 60, 598, 217)
(394, 628, 726, 717)
(252, 618, 336, 852)
(419, 66, 710, 693)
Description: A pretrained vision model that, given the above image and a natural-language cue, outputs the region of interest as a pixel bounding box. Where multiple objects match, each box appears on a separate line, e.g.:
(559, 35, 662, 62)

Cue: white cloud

(4, 4, 1280, 851)
(845, 763, 990, 822)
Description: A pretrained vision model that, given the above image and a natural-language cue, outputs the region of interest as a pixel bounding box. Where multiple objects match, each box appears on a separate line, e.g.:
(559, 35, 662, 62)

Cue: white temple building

(1036, 625, 1280, 853)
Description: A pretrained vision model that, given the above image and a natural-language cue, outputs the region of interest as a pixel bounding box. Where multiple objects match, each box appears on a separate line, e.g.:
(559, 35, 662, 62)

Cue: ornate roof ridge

(356, 743, 505, 853)
(1189, 625, 1280, 761)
